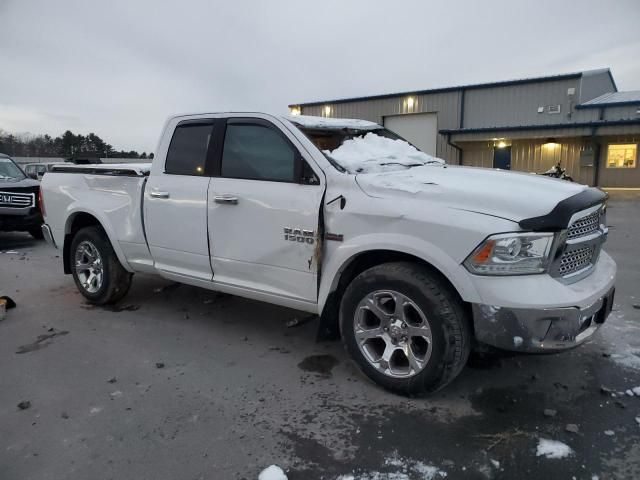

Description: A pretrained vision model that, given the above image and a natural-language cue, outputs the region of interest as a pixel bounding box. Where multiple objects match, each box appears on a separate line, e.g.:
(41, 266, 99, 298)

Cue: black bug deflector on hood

(519, 188, 607, 231)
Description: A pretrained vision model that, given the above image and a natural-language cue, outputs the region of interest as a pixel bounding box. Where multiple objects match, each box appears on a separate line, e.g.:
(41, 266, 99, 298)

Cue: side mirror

(27, 172, 38, 180)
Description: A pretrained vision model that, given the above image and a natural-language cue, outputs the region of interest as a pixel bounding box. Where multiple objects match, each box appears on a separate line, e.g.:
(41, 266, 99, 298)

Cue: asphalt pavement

(1, 192, 639, 480)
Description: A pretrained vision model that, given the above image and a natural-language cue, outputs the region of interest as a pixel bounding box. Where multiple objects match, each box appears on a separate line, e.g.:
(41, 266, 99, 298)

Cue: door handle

(150, 191, 170, 199)
(214, 195, 239, 205)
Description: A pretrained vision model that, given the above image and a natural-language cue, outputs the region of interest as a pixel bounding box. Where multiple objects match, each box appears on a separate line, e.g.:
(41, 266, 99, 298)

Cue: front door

(144, 120, 215, 281)
(493, 146, 511, 170)
(208, 117, 324, 302)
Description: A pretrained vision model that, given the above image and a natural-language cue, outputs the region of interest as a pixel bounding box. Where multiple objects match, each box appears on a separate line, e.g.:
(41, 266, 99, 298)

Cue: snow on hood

(325, 132, 444, 174)
(285, 114, 381, 130)
(356, 164, 588, 223)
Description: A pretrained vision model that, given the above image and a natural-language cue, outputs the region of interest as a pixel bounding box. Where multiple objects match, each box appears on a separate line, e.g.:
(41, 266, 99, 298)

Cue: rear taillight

(38, 188, 46, 217)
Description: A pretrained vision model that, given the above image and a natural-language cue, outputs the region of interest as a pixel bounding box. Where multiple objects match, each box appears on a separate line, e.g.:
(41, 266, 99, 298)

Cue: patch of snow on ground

(632, 386, 640, 396)
(412, 461, 447, 479)
(326, 133, 443, 174)
(258, 465, 287, 480)
(536, 438, 574, 459)
(609, 349, 640, 371)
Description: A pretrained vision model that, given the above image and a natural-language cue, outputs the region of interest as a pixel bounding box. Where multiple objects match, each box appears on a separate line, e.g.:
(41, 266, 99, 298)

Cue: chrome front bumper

(472, 287, 615, 352)
(41, 223, 57, 248)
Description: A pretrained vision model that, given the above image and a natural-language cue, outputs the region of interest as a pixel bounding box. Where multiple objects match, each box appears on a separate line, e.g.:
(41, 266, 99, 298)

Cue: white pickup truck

(40, 113, 616, 395)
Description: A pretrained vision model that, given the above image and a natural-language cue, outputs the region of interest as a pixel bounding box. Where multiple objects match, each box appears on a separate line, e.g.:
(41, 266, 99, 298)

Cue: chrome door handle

(150, 191, 170, 199)
(214, 195, 239, 205)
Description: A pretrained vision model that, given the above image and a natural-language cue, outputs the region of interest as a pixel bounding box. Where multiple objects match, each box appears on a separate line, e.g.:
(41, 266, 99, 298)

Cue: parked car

(39, 113, 616, 395)
(23, 162, 61, 181)
(0, 153, 44, 238)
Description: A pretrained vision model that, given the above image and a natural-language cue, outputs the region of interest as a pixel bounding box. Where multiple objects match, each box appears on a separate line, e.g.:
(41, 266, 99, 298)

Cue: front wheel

(70, 226, 132, 305)
(340, 262, 471, 396)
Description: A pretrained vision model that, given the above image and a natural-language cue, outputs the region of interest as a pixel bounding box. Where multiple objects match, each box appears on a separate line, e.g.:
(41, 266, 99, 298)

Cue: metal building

(289, 68, 640, 188)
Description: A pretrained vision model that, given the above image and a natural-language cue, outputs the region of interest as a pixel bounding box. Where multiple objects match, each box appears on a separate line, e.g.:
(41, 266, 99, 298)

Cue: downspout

(446, 88, 466, 165)
(592, 107, 604, 187)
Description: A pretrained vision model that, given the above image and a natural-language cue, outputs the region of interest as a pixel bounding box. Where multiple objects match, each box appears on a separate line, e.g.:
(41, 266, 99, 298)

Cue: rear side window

(165, 123, 212, 175)
(221, 124, 296, 182)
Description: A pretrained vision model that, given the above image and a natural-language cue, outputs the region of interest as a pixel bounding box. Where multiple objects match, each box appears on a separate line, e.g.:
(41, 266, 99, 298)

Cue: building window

(606, 144, 637, 168)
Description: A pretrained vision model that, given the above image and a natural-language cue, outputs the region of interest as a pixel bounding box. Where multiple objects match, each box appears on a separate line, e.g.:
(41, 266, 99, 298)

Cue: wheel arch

(63, 210, 132, 274)
(317, 247, 477, 340)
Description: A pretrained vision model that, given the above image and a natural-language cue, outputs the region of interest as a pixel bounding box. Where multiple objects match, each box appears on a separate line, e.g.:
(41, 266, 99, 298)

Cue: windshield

(0, 157, 27, 181)
(297, 126, 444, 174)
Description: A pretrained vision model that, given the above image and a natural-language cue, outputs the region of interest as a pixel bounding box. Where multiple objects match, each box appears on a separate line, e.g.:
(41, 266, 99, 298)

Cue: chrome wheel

(354, 290, 433, 378)
(74, 240, 103, 294)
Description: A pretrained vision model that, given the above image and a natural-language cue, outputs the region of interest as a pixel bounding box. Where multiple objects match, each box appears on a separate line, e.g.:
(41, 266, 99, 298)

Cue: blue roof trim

(440, 118, 640, 135)
(290, 69, 611, 108)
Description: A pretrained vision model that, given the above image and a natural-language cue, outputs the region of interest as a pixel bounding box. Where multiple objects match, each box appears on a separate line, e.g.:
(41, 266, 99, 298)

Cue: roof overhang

(441, 119, 640, 142)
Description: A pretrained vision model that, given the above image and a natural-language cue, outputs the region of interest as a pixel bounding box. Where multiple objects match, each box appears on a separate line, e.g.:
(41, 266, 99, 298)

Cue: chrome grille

(0, 191, 34, 208)
(558, 245, 595, 276)
(567, 209, 600, 239)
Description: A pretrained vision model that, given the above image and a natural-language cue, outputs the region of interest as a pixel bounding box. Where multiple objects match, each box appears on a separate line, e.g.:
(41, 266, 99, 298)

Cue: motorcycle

(539, 161, 574, 182)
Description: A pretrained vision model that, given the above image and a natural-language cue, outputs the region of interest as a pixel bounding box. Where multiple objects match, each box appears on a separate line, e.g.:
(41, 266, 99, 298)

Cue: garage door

(383, 113, 438, 156)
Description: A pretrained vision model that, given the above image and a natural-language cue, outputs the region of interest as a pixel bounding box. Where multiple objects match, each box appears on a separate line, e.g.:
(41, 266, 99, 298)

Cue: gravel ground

(1, 192, 639, 480)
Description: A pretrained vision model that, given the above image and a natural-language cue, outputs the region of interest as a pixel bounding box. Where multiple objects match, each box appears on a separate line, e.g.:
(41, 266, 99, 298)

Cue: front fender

(317, 232, 483, 312)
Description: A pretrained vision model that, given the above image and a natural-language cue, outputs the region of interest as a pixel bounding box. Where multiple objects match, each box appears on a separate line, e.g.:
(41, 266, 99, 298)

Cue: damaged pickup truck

(40, 113, 616, 395)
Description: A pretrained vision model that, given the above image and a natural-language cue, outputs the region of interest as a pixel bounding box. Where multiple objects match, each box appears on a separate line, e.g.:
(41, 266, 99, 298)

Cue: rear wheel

(70, 226, 132, 304)
(340, 262, 471, 396)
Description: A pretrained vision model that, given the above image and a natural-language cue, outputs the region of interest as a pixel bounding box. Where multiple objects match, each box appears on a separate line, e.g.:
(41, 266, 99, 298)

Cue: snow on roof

(325, 131, 443, 174)
(284, 114, 381, 130)
(580, 90, 640, 107)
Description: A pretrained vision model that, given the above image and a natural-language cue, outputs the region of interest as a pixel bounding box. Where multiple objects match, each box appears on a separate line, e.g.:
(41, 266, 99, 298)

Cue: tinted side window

(221, 124, 296, 182)
(165, 124, 212, 175)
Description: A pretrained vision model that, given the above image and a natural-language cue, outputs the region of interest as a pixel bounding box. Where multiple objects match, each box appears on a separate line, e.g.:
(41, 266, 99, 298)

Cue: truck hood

(355, 165, 588, 223)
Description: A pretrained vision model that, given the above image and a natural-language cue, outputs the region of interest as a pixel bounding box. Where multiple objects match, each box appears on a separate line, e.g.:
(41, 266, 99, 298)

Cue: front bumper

(470, 251, 616, 352)
(0, 210, 43, 232)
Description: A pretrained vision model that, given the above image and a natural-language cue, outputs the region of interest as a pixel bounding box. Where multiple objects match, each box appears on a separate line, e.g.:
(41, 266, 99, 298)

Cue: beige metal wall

(300, 91, 463, 164)
(461, 138, 595, 185)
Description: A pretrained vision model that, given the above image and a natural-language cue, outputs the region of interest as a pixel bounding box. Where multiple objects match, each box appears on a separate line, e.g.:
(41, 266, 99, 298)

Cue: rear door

(144, 119, 216, 281)
(207, 116, 324, 302)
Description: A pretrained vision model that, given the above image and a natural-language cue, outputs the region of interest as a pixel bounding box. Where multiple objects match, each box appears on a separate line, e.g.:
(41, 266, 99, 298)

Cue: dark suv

(0, 153, 44, 239)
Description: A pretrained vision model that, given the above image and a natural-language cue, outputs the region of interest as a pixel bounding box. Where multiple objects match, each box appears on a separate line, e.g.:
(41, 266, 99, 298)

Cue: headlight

(464, 232, 555, 275)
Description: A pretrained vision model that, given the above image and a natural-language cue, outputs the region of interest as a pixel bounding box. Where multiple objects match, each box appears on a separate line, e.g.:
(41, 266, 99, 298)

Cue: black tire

(29, 227, 44, 239)
(70, 226, 132, 305)
(340, 262, 471, 396)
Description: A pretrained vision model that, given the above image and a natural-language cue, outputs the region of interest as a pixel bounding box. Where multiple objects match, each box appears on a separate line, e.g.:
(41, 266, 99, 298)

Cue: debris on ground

(258, 465, 287, 480)
(17, 400, 31, 410)
(107, 377, 117, 384)
(155, 362, 165, 369)
(61, 412, 69, 419)
(600, 385, 613, 395)
(604, 430, 615, 436)
(0, 295, 17, 308)
(565, 424, 579, 434)
(285, 314, 317, 328)
(536, 438, 574, 459)
(632, 386, 640, 396)
(543, 408, 557, 417)
(635, 417, 640, 426)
